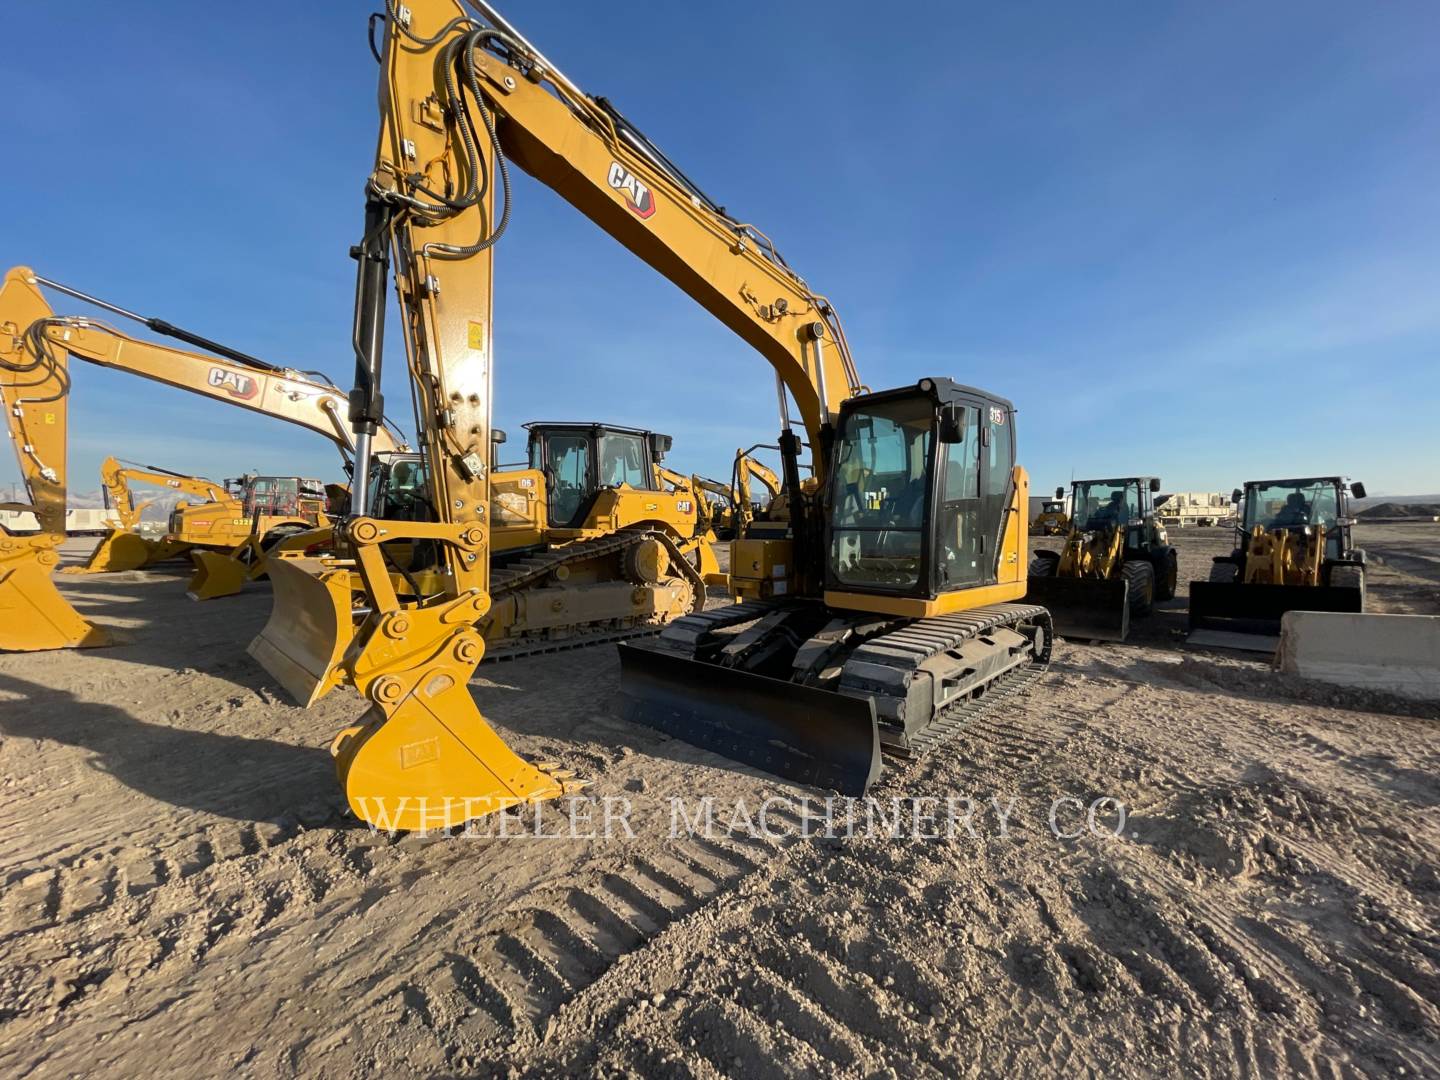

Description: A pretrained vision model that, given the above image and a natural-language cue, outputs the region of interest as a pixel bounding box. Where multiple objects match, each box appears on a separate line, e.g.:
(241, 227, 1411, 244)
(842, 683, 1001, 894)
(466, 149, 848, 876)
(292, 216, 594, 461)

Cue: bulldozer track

(481, 529, 699, 663)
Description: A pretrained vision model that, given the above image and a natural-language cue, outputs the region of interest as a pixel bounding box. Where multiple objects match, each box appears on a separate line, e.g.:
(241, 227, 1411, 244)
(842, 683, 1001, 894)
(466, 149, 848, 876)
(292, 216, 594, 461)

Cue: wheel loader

(1188, 476, 1367, 651)
(257, 0, 1051, 830)
(0, 265, 404, 648)
(250, 420, 717, 705)
(1024, 476, 1177, 642)
(1030, 491, 1069, 536)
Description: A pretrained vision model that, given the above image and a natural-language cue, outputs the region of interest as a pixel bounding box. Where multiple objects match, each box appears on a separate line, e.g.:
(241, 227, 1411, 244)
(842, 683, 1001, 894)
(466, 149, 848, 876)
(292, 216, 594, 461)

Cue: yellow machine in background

(0, 266, 404, 647)
(61, 457, 228, 574)
(253, 421, 717, 705)
(1030, 491, 1069, 536)
(247, 0, 1049, 829)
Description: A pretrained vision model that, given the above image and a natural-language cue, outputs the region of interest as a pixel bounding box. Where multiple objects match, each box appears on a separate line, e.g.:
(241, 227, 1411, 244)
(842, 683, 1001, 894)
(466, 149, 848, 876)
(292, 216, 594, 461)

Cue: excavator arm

(0, 267, 404, 646)
(300, 0, 865, 829)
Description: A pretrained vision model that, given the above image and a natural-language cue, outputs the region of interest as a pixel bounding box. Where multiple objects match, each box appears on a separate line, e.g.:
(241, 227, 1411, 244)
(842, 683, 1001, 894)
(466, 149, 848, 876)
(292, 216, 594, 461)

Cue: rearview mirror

(1231, 488, 1243, 504)
(651, 433, 673, 461)
(1149, 477, 1161, 492)
(1055, 486, 1065, 500)
(938, 403, 966, 444)
(1350, 481, 1366, 500)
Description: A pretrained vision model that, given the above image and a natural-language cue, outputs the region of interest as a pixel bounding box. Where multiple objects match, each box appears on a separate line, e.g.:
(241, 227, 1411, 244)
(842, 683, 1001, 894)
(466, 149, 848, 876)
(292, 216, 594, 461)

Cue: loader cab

(826, 378, 1016, 599)
(1068, 476, 1164, 549)
(525, 422, 671, 529)
(1237, 477, 1362, 561)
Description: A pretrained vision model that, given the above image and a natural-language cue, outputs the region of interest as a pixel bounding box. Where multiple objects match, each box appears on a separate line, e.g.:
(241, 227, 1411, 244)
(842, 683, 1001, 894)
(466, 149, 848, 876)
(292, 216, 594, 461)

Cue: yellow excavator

(61, 457, 228, 574)
(251, 419, 717, 704)
(0, 266, 407, 648)
(253, 0, 1049, 829)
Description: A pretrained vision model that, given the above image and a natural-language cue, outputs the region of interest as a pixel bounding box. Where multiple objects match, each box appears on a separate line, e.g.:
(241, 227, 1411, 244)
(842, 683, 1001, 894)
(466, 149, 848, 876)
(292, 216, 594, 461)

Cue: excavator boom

(0, 265, 404, 646)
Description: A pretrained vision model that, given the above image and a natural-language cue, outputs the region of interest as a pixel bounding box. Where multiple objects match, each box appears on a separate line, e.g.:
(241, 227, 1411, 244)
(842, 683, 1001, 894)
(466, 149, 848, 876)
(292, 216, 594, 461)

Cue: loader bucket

(332, 681, 568, 832)
(246, 556, 359, 706)
(186, 549, 251, 601)
(617, 640, 881, 795)
(1023, 576, 1131, 643)
(60, 530, 156, 575)
(0, 550, 110, 651)
(1187, 582, 1362, 652)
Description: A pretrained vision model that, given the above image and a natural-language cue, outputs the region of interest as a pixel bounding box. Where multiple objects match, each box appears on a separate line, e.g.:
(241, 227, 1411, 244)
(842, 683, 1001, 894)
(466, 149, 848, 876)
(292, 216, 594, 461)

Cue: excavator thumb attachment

(186, 549, 252, 601)
(0, 547, 110, 651)
(60, 530, 157, 575)
(247, 555, 358, 706)
(1023, 577, 1130, 643)
(1188, 582, 1362, 652)
(617, 640, 881, 796)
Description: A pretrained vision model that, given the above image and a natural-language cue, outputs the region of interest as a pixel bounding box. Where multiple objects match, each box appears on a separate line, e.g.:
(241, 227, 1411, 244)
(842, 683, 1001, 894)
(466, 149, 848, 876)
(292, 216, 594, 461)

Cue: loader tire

(1030, 550, 1060, 577)
(1123, 560, 1155, 617)
(1207, 560, 1239, 585)
(1154, 548, 1179, 602)
(1329, 564, 1366, 611)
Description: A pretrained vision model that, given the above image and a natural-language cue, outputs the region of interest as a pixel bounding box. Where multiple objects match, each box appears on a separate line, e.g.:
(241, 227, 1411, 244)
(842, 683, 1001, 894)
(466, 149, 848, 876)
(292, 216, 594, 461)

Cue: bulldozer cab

(525, 423, 671, 530)
(827, 379, 1017, 599)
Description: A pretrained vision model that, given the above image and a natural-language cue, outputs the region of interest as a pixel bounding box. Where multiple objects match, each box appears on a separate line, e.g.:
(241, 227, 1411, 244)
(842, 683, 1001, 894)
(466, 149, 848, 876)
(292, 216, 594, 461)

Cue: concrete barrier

(1276, 612, 1440, 703)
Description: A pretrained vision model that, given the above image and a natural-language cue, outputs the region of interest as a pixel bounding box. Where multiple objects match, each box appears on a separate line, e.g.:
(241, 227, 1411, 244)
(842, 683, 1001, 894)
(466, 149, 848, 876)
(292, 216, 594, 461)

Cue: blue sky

(3, 0, 1437, 501)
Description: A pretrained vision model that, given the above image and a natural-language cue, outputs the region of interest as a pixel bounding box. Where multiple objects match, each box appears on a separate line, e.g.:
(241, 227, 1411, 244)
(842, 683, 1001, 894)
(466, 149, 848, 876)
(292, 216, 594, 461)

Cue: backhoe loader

(60, 457, 227, 574)
(251, 420, 717, 704)
(0, 266, 404, 648)
(263, 0, 1050, 829)
(1188, 476, 1367, 651)
(1025, 477, 1178, 642)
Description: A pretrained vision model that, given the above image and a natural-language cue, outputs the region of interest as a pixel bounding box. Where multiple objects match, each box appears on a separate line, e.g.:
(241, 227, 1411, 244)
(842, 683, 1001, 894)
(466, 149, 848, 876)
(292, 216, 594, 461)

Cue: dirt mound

(1359, 502, 1440, 519)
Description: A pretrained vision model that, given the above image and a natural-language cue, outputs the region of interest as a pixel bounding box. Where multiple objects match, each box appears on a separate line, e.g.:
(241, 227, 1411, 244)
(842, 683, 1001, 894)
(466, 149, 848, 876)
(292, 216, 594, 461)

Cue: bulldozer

(1025, 477, 1177, 642)
(59, 457, 226, 574)
(250, 421, 717, 705)
(0, 265, 405, 648)
(252, 0, 1051, 829)
(1188, 476, 1367, 651)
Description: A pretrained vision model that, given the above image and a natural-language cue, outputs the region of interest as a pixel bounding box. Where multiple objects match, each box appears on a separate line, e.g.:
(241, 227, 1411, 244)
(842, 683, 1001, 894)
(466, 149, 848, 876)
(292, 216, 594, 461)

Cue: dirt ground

(0, 526, 1436, 1077)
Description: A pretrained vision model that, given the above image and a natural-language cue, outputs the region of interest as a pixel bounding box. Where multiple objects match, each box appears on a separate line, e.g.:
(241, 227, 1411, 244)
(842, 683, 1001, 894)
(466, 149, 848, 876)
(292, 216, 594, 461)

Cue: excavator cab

(826, 381, 1019, 600)
(621, 378, 1044, 795)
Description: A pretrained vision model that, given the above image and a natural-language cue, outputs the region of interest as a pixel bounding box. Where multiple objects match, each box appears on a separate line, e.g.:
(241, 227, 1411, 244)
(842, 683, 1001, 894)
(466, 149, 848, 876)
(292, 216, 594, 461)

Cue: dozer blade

(186, 549, 251, 601)
(617, 640, 881, 796)
(59, 529, 156, 575)
(247, 555, 358, 706)
(1188, 582, 1362, 653)
(1023, 576, 1130, 643)
(0, 551, 110, 651)
(332, 675, 568, 832)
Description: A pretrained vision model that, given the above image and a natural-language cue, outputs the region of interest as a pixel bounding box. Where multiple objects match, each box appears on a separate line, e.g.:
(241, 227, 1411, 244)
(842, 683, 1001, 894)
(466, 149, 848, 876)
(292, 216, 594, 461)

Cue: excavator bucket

(247, 555, 358, 706)
(186, 549, 251, 601)
(0, 548, 110, 651)
(332, 677, 569, 832)
(617, 640, 881, 795)
(1023, 577, 1131, 642)
(1188, 582, 1363, 652)
(60, 529, 157, 575)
